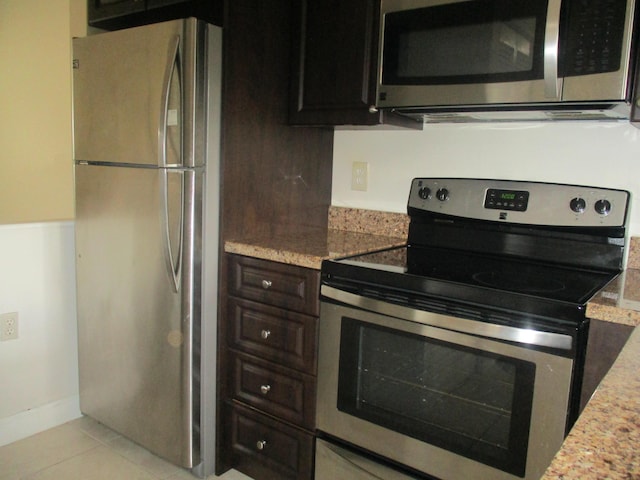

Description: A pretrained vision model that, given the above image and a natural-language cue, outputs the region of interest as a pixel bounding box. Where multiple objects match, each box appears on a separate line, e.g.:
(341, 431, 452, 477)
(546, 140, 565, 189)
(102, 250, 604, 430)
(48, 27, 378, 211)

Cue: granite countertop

(541, 323, 640, 479)
(225, 227, 406, 269)
(225, 210, 640, 479)
(542, 238, 640, 479)
(224, 207, 409, 270)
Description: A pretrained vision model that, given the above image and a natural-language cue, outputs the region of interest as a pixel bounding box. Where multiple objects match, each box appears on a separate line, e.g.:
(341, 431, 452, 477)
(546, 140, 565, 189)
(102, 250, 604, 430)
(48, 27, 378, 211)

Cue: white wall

(0, 0, 86, 445)
(0, 222, 80, 446)
(333, 121, 640, 235)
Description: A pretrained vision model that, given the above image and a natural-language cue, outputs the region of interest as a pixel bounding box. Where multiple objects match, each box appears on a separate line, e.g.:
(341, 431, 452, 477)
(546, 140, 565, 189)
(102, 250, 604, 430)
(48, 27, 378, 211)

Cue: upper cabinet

(88, 0, 222, 30)
(89, 0, 145, 23)
(289, 0, 421, 129)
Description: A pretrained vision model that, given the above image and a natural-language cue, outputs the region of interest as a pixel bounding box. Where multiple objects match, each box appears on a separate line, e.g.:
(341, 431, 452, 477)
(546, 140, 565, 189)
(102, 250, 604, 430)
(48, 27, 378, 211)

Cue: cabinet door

(89, 0, 223, 30)
(88, 0, 145, 24)
(226, 402, 315, 480)
(227, 297, 318, 374)
(147, 0, 187, 7)
(290, 0, 376, 125)
(290, 0, 421, 128)
(229, 352, 317, 429)
(228, 255, 320, 316)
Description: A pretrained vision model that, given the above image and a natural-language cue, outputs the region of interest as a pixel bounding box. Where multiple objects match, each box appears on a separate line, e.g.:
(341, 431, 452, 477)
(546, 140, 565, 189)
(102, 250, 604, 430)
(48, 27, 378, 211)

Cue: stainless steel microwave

(376, 0, 638, 122)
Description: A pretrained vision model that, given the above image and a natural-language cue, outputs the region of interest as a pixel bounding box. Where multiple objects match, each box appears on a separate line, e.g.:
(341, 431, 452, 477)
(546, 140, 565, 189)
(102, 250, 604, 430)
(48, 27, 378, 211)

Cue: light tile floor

(0, 417, 253, 480)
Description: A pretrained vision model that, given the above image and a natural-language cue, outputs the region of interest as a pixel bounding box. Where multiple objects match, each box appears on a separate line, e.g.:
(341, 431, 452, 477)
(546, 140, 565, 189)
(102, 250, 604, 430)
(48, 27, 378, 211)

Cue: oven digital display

(485, 189, 529, 211)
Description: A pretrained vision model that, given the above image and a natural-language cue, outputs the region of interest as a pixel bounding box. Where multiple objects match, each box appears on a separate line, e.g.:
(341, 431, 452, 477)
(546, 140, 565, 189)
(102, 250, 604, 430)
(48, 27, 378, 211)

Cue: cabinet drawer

(228, 402, 315, 480)
(230, 352, 316, 429)
(228, 254, 320, 315)
(228, 297, 317, 373)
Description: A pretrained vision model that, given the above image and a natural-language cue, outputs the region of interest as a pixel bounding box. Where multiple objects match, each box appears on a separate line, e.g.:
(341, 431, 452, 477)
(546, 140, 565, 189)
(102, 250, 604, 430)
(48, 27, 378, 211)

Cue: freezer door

(74, 163, 200, 468)
(73, 19, 203, 167)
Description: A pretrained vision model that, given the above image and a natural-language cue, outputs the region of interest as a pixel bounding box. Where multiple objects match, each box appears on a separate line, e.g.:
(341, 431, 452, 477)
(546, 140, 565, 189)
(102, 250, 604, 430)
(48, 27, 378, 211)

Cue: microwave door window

(383, 0, 547, 85)
(398, 20, 536, 77)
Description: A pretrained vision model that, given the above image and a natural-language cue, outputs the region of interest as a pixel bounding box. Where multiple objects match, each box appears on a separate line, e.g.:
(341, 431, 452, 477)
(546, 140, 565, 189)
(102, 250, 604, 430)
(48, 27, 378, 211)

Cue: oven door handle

(321, 285, 573, 351)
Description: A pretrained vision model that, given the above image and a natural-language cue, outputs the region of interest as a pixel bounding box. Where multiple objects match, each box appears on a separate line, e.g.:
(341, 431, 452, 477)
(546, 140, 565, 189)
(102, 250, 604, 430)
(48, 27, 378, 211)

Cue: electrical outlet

(351, 161, 369, 191)
(1, 312, 19, 341)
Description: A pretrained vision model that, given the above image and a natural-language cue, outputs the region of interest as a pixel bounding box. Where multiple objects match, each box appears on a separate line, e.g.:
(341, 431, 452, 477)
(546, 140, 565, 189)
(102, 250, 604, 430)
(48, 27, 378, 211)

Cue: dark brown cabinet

(290, 0, 421, 129)
(221, 255, 319, 480)
(217, 0, 332, 475)
(228, 403, 315, 480)
(88, 0, 145, 22)
(88, 0, 222, 29)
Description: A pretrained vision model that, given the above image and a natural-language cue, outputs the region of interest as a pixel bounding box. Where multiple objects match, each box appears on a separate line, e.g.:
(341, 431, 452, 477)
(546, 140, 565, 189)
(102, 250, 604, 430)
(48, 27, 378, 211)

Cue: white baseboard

(0, 395, 82, 447)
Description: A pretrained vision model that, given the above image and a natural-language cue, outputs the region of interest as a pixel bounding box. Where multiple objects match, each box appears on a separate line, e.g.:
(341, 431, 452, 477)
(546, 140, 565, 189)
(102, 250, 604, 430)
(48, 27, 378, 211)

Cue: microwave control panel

(563, 0, 627, 76)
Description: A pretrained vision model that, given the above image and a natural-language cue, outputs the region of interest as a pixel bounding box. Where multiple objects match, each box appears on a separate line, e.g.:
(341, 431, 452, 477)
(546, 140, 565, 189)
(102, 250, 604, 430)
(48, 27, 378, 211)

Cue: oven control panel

(484, 189, 529, 211)
(409, 178, 630, 227)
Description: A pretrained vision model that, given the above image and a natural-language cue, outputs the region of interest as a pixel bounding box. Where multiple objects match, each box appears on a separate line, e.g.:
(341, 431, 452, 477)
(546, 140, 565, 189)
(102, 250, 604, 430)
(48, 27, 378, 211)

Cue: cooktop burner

(471, 271, 566, 295)
(335, 245, 616, 306)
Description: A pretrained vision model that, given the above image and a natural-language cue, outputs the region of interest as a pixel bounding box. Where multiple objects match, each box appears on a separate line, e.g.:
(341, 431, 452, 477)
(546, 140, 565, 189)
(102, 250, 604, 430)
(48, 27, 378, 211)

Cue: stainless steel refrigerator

(72, 18, 220, 477)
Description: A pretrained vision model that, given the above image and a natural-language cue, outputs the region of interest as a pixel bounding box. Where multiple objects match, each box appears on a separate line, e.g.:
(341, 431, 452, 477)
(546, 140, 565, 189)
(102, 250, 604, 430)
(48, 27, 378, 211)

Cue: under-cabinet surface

(88, 0, 223, 29)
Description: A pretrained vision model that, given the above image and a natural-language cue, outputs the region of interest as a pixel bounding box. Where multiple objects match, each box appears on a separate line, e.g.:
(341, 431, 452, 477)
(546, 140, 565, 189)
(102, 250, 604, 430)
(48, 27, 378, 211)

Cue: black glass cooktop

(329, 245, 617, 306)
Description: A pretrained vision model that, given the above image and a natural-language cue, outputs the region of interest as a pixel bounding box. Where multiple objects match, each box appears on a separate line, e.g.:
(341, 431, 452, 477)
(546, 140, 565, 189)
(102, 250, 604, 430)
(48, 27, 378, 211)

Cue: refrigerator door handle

(160, 169, 183, 293)
(159, 34, 183, 293)
(158, 35, 181, 168)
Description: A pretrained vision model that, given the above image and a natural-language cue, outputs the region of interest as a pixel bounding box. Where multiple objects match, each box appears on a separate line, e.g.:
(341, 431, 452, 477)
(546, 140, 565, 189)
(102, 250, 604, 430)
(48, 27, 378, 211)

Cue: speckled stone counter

(585, 237, 640, 326)
(541, 321, 640, 479)
(585, 268, 640, 326)
(542, 237, 640, 479)
(225, 228, 406, 269)
(224, 207, 408, 270)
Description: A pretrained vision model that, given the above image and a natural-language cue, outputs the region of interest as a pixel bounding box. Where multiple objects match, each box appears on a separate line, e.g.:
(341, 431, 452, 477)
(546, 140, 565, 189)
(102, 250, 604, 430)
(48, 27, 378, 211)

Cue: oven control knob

(418, 187, 431, 199)
(436, 188, 449, 202)
(570, 197, 586, 214)
(595, 199, 612, 216)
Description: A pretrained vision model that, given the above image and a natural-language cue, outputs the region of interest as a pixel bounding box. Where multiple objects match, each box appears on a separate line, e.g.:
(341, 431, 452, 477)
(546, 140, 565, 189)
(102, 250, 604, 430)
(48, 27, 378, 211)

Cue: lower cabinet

(224, 402, 315, 480)
(221, 254, 320, 480)
(230, 352, 316, 429)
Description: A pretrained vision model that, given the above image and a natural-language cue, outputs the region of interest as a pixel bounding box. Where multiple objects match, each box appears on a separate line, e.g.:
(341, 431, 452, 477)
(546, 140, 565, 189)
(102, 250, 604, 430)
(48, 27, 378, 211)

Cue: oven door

(317, 285, 574, 480)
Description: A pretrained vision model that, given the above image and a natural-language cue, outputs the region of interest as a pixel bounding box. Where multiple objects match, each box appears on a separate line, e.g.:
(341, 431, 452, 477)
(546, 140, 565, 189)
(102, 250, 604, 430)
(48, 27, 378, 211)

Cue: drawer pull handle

(260, 329, 271, 340)
(256, 440, 267, 451)
(261, 279, 272, 289)
(260, 384, 271, 395)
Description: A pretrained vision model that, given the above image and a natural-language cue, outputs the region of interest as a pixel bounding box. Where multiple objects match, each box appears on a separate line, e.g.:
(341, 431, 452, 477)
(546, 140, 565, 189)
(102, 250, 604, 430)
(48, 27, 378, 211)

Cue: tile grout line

(67, 420, 169, 480)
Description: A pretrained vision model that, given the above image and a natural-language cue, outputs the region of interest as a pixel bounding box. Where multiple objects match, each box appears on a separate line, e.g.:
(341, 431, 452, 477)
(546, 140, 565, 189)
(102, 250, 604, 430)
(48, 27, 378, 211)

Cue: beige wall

(0, 0, 86, 224)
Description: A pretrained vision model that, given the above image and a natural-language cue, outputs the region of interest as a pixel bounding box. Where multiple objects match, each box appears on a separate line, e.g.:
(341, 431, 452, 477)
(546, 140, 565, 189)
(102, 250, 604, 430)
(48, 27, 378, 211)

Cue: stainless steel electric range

(315, 178, 630, 480)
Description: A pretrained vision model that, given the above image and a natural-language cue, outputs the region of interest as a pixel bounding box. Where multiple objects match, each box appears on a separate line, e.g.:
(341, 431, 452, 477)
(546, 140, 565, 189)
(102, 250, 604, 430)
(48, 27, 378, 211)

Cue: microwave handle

(544, 0, 562, 98)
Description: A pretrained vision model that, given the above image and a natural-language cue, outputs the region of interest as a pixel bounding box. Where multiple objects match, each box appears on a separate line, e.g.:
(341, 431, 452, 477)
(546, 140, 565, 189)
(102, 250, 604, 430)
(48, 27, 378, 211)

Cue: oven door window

(382, 0, 548, 85)
(337, 318, 535, 477)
